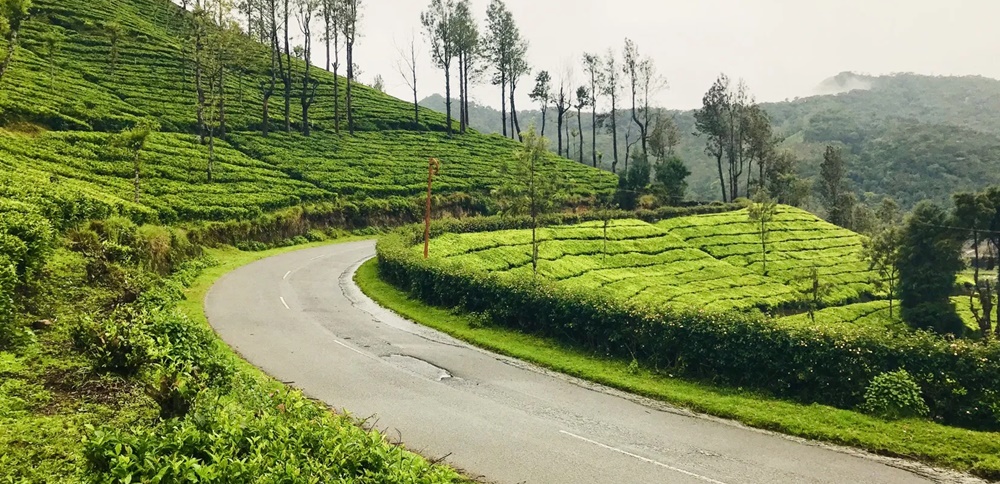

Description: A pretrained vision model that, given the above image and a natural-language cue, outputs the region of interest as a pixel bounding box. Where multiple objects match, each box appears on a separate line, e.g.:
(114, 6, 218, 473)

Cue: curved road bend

(206, 240, 972, 484)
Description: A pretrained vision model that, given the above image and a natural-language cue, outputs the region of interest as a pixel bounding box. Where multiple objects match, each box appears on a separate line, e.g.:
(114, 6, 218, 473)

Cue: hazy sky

(328, 0, 999, 111)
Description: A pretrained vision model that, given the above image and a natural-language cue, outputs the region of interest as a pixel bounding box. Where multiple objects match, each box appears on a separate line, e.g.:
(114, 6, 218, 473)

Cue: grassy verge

(1, 237, 468, 483)
(355, 258, 1000, 480)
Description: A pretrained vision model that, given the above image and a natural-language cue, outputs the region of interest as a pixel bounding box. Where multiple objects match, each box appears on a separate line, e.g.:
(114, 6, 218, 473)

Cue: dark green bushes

(82, 384, 463, 483)
(74, 258, 462, 483)
(377, 224, 1000, 431)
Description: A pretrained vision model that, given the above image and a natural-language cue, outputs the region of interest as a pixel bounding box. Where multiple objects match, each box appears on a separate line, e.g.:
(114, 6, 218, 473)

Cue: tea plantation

(425, 219, 799, 312)
(423, 206, 875, 313)
(0, 0, 618, 481)
(0, 0, 617, 226)
(658, 206, 875, 305)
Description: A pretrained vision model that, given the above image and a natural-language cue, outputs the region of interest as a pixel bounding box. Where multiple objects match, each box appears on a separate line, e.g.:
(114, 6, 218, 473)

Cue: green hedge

(377, 222, 1000, 431)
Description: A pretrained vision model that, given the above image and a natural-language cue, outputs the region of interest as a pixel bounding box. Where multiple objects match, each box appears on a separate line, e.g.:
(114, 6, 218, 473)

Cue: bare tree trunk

(208, 126, 215, 182)
(413, 68, 419, 125)
(556, 109, 563, 157)
(610, 98, 619, 173)
(463, 61, 470, 128)
(510, 82, 522, 141)
(500, 75, 507, 138)
(0, 31, 19, 84)
(540, 106, 547, 137)
(346, 41, 355, 134)
(564, 117, 570, 159)
(444, 62, 452, 135)
(334, 34, 341, 134)
(458, 52, 466, 133)
(283, 0, 292, 133)
(577, 107, 583, 164)
(591, 106, 598, 168)
(133, 159, 140, 203)
(716, 151, 727, 202)
(219, 65, 226, 139)
(262, 91, 271, 136)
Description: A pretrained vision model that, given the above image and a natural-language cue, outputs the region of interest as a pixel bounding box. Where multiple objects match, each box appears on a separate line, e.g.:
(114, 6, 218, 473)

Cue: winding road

(205, 240, 973, 484)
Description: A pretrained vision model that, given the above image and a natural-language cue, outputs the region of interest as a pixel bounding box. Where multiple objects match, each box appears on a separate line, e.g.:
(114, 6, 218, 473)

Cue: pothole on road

(384, 354, 453, 382)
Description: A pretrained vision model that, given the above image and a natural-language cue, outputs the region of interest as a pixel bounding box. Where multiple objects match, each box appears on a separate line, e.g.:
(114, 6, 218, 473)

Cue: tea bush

(861, 370, 930, 420)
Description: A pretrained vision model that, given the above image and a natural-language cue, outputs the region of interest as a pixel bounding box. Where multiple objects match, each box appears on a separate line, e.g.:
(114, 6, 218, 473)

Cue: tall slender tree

(623, 38, 659, 162)
(452, 0, 478, 134)
(341, 0, 361, 134)
(528, 70, 551, 136)
(395, 32, 420, 126)
(582, 53, 603, 168)
(485, 0, 509, 138)
(574, 85, 589, 165)
(553, 78, 572, 159)
(203, 9, 241, 180)
(0, 0, 30, 86)
(602, 49, 620, 173)
(497, 126, 562, 275)
(259, 0, 280, 136)
(819, 145, 852, 226)
(111, 119, 159, 204)
(105, 21, 122, 80)
(296, 0, 320, 136)
(192, 0, 210, 144)
(421, 0, 456, 135)
(694, 74, 730, 202)
(280, 0, 293, 132)
(321, 0, 342, 133)
(485, 0, 527, 139)
(508, 39, 528, 140)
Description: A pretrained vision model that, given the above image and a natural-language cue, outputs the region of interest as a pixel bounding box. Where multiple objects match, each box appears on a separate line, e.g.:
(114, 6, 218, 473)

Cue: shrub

(860, 370, 930, 419)
(146, 362, 198, 420)
(72, 313, 154, 375)
(0, 257, 18, 347)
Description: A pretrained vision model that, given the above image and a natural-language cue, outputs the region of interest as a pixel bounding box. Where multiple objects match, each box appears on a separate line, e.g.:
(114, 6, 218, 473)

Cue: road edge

(353, 257, 991, 484)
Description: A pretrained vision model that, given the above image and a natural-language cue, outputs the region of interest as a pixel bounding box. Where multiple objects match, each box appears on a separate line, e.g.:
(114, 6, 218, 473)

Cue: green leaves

(861, 370, 930, 420)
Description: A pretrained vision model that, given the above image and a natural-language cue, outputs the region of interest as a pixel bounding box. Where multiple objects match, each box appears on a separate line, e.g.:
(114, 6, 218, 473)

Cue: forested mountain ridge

(424, 72, 1000, 208)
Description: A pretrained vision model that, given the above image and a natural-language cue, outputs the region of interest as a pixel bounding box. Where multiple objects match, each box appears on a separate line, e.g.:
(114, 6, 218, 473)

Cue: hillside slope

(1, 0, 616, 224)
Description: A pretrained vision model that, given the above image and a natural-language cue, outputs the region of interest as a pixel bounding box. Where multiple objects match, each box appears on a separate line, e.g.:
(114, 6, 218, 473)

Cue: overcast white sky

(318, 0, 1000, 111)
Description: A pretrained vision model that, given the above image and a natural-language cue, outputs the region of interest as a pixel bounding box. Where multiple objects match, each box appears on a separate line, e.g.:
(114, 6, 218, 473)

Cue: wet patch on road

(384, 354, 453, 382)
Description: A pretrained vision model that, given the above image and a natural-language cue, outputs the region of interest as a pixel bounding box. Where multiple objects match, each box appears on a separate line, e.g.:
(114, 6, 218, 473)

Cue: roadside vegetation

(4, 0, 1000, 480)
(356, 258, 1000, 479)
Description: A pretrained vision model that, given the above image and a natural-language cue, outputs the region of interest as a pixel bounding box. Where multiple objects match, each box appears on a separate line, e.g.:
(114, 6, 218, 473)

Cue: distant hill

(422, 72, 1000, 208)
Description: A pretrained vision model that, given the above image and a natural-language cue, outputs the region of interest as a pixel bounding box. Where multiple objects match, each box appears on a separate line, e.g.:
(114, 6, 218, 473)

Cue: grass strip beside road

(354, 258, 1000, 481)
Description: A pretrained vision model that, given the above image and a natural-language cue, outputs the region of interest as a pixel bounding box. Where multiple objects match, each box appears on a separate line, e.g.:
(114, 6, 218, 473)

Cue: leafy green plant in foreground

(860, 370, 930, 420)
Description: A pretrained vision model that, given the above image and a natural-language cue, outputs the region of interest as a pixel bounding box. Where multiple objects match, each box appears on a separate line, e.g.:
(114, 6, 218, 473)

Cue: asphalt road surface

(205, 240, 974, 484)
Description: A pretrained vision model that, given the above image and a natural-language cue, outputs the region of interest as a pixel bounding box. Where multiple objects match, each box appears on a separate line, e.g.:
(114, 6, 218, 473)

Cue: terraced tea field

(658, 207, 876, 305)
(230, 131, 614, 200)
(777, 300, 893, 326)
(16, 0, 452, 133)
(425, 219, 800, 311)
(422, 206, 888, 316)
(0, 0, 617, 225)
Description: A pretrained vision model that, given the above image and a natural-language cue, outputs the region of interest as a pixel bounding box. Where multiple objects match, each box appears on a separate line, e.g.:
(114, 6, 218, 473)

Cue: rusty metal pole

(424, 158, 440, 259)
